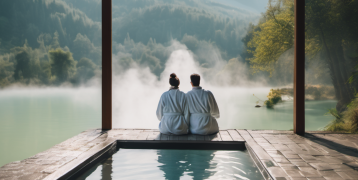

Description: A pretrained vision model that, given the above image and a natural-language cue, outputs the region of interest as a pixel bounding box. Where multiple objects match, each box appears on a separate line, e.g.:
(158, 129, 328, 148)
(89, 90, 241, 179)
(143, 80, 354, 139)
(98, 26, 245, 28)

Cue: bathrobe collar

(169, 86, 179, 90)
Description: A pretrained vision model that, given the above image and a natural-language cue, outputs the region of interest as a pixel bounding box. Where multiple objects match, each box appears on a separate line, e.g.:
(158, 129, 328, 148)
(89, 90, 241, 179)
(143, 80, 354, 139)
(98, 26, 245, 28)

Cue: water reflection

(157, 150, 216, 180)
(101, 157, 113, 180)
(186, 150, 216, 180)
(157, 150, 263, 180)
(76, 149, 264, 180)
(157, 150, 189, 180)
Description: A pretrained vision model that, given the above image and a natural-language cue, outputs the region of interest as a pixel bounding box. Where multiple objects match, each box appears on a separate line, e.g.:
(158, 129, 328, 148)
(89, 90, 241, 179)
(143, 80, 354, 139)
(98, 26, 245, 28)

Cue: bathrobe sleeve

(156, 94, 165, 121)
(208, 91, 220, 119)
(183, 97, 190, 126)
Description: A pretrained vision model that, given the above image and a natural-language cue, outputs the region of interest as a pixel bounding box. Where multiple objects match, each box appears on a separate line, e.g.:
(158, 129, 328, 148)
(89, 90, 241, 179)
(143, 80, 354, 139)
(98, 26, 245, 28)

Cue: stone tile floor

(243, 130, 358, 180)
(1, 129, 358, 180)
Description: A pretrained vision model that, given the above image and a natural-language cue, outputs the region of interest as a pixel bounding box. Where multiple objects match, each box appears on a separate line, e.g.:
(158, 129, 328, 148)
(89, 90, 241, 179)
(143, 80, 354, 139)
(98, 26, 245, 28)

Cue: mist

(0, 86, 101, 108)
(112, 41, 272, 129)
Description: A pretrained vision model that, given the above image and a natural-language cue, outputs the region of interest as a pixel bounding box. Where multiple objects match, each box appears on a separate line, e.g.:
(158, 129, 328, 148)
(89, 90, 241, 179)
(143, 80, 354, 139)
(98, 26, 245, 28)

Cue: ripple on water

(76, 149, 264, 180)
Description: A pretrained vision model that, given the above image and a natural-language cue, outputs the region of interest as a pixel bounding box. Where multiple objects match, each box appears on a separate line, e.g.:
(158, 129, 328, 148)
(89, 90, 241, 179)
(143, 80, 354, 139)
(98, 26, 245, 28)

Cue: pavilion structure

(7, 1, 358, 180)
(101, 0, 306, 135)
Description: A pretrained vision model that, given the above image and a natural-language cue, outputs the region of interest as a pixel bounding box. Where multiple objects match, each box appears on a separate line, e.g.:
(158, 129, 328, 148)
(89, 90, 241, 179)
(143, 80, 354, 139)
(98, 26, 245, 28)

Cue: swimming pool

(76, 149, 264, 180)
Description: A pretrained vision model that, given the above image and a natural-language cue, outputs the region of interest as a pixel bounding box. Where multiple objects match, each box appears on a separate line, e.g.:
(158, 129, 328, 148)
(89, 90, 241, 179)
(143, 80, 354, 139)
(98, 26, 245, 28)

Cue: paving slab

(318, 171, 344, 180)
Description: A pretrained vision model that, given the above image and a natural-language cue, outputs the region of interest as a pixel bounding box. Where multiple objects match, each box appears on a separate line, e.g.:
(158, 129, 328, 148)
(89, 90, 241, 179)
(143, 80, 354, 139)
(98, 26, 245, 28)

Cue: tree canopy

(245, 0, 294, 76)
(243, 0, 358, 111)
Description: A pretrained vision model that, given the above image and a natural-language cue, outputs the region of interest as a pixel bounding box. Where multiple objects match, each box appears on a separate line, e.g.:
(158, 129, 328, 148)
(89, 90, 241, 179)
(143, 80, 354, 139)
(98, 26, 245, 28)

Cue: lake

(0, 87, 336, 167)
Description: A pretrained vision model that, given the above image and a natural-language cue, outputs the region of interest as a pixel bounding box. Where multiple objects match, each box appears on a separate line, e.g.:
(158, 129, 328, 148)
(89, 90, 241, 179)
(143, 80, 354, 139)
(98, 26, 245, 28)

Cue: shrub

(264, 89, 282, 108)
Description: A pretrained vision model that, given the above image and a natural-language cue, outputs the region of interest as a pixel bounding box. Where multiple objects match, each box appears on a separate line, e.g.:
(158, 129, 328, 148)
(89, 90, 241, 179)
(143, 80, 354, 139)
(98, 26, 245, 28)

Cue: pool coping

(44, 138, 117, 180)
(246, 142, 274, 180)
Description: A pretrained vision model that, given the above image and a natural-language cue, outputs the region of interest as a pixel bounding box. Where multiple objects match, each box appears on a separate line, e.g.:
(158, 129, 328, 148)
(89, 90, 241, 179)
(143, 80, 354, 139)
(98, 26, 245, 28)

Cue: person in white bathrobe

(156, 73, 190, 135)
(186, 73, 219, 135)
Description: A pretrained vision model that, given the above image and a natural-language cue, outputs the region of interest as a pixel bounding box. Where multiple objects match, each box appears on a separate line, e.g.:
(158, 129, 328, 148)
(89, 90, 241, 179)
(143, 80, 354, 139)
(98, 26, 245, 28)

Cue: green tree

(14, 51, 31, 80)
(49, 48, 76, 84)
(0, 54, 14, 87)
(305, 0, 358, 111)
(241, 23, 260, 61)
(72, 33, 101, 65)
(246, 0, 294, 76)
(39, 60, 52, 84)
(244, 0, 358, 112)
(75, 57, 98, 82)
(12, 42, 41, 83)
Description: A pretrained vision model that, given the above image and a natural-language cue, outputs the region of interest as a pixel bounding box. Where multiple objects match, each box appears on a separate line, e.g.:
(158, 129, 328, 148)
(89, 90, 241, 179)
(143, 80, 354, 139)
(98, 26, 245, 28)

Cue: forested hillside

(0, 0, 101, 86)
(2, 0, 353, 93)
(0, 0, 262, 87)
(110, 0, 260, 78)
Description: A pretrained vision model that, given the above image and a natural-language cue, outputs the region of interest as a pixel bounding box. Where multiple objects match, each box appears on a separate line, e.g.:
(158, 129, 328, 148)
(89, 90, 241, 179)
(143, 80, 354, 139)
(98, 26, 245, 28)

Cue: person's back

(186, 74, 219, 135)
(156, 73, 189, 135)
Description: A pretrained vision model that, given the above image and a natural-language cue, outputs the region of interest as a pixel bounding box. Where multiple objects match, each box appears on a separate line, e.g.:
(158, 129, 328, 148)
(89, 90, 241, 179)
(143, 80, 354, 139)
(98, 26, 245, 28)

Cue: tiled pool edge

(246, 142, 274, 180)
(43, 138, 117, 180)
(50, 140, 249, 179)
(48, 140, 273, 180)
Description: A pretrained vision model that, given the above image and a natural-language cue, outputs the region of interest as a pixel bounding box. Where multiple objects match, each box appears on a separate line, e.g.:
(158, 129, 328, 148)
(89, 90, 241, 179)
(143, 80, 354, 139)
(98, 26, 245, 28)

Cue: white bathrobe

(186, 87, 220, 135)
(156, 88, 190, 135)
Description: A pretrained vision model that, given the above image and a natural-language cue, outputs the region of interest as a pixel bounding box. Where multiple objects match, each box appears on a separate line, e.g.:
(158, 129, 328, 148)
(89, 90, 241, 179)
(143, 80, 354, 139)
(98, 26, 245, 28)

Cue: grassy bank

(325, 96, 358, 133)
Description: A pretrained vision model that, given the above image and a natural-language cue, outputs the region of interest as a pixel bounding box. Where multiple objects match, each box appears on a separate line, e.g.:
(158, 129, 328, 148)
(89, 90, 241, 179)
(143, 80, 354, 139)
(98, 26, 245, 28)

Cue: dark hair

(169, 73, 180, 87)
(190, 73, 200, 86)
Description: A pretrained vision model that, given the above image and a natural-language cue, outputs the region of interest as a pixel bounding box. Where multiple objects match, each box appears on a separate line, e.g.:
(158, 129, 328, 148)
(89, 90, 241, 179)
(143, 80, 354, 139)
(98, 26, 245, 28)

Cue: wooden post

(102, 0, 112, 130)
(294, 0, 305, 135)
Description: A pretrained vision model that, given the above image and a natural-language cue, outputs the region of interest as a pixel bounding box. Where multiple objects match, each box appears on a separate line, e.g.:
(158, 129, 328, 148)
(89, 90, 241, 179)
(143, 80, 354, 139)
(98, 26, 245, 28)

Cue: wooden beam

(294, 0, 305, 135)
(102, 0, 112, 130)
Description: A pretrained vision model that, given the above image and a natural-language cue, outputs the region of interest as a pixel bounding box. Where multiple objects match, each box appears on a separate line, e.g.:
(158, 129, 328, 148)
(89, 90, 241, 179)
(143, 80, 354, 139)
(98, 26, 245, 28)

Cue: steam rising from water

(112, 42, 271, 129)
(112, 49, 203, 128)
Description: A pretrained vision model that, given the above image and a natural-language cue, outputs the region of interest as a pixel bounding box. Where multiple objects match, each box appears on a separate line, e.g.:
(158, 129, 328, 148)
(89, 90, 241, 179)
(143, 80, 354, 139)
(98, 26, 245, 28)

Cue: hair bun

(170, 73, 177, 78)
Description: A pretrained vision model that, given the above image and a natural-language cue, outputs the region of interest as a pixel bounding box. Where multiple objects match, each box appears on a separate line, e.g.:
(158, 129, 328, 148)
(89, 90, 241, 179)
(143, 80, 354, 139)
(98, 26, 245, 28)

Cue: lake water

(0, 87, 336, 167)
(76, 149, 264, 180)
(0, 88, 101, 167)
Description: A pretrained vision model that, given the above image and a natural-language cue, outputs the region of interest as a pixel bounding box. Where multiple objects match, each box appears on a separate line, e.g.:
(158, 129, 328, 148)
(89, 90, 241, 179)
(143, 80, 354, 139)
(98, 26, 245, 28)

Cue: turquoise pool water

(76, 149, 264, 180)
